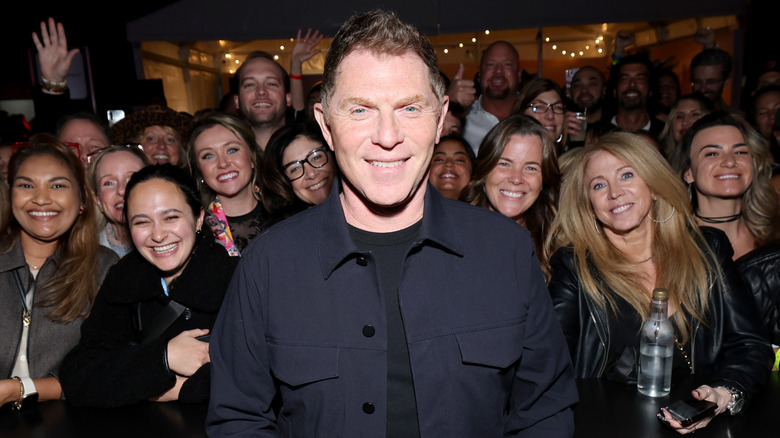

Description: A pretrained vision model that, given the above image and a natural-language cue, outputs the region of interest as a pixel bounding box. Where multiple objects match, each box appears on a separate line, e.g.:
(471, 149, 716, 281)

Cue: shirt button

(356, 256, 368, 266)
(362, 325, 375, 337)
(362, 402, 375, 414)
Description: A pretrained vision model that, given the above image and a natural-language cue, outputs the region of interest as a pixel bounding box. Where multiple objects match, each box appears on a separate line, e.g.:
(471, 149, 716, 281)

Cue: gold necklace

(674, 335, 693, 372)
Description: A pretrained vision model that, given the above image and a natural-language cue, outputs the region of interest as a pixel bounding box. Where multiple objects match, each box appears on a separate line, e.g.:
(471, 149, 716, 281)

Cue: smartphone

(663, 398, 717, 426)
(196, 334, 211, 343)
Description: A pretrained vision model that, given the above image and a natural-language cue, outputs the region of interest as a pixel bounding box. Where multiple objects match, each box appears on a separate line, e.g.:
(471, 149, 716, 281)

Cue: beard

(618, 89, 647, 111)
(575, 94, 603, 113)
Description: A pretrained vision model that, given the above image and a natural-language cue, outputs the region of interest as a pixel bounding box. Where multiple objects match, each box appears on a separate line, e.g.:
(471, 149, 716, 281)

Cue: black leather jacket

(736, 244, 780, 345)
(548, 227, 773, 405)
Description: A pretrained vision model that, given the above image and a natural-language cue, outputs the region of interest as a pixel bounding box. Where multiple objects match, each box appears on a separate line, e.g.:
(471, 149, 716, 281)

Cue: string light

(224, 54, 232, 59)
(459, 43, 463, 48)
(280, 45, 285, 51)
(443, 48, 449, 54)
(273, 55, 279, 60)
(552, 44, 557, 50)
(545, 37, 550, 42)
(472, 37, 477, 42)
(485, 30, 490, 35)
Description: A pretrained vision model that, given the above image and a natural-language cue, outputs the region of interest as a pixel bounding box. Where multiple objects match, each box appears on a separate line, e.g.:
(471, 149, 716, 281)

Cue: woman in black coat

(60, 164, 238, 407)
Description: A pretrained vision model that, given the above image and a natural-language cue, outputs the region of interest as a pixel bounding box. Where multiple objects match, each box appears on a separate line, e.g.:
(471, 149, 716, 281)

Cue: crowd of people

(1, 10, 779, 437)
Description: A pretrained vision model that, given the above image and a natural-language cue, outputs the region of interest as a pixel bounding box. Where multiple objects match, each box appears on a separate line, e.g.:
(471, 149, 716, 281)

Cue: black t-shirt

(349, 221, 422, 438)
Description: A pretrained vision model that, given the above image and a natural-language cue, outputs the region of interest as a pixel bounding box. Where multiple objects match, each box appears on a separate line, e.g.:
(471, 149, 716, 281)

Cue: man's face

(314, 50, 447, 209)
(570, 67, 605, 112)
(691, 65, 726, 103)
(479, 43, 521, 101)
(754, 90, 780, 139)
(235, 57, 291, 128)
(615, 63, 650, 111)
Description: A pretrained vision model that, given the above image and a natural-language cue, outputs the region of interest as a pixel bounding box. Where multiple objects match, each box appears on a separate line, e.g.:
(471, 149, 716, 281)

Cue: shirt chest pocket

(269, 344, 340, 387)
(455, 323, 526, 369)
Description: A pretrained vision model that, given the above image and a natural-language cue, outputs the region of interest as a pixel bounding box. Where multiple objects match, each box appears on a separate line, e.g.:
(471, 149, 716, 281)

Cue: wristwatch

(11, 376, 38, 411)
(717, 385, 745, 416)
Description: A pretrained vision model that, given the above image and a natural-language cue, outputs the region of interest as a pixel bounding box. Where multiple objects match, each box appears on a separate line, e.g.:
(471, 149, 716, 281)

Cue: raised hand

(32, 17, 79, 84)
(291, 28, 323, 69)
(446, 63, 477, 107)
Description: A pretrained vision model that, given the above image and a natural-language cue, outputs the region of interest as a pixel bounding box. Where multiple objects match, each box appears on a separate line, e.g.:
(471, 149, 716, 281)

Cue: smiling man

(610, 54, 665, 138)
(234, 51, 292, 151)
(462, 40, 524, 154)
(208, 9, 576, 438)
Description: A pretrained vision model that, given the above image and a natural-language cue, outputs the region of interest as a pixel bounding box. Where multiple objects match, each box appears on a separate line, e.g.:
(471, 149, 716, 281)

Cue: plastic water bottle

(637, 288, 674, 397)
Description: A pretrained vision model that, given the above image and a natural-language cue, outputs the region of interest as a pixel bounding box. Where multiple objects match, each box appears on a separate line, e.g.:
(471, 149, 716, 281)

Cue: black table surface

(2, 373, 779, 437)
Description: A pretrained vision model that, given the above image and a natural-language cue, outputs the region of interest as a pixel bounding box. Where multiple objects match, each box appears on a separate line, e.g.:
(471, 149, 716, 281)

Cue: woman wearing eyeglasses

(514, 77, 568, 155)
(187, 114, 265, 256)
(261, 121, 337, 229)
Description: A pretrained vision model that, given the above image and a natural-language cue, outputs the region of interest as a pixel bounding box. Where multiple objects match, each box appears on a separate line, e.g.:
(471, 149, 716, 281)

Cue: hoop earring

(648, 206, 676, 223)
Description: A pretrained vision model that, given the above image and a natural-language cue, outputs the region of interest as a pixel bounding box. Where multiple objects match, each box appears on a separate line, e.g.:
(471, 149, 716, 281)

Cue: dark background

(1, 1, 778, 122)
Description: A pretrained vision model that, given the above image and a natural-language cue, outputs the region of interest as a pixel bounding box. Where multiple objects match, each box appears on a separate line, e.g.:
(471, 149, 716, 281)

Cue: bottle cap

(652, 288, 669, 301)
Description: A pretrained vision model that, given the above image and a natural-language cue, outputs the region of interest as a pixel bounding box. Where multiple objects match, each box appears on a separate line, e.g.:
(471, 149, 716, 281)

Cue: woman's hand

(658, 385, 730, 434)
(0, 378, 22, 406)
(166, 328, 210, 377)
(31, 17, 79, 84)
(150, 375, 187, 402)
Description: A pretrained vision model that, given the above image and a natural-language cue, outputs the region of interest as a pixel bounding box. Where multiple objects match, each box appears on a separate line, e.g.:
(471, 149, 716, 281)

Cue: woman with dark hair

(87, 145, 150, 257)
(0, 134, 118, 410)
(461, 114, 560, 278)
(547, 131, 772, 434)
(659, 93, 714, 161)
(673, 112, 780, 345)
(429, 134, 474, 200)
(60, 164, 239, 407)
(261, 121, 337, 228)
(514, 77, 567, 154)
(188, 113, 264, 255)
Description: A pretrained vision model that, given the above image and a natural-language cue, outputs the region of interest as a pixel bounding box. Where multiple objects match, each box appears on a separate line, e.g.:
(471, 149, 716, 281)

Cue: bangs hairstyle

(2, 133, 100, 323)
(546, 132, 716, 342)
(187, 113, 260, 206)
(261, 121, 331, 226)
(319, 9, 446, 112)
(674, 111, 780, 246)
(461, 114, 560, 278)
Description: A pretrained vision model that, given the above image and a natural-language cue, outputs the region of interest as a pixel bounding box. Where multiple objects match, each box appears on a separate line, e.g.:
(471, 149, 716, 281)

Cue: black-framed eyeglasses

(283, 147, 330, 181)
(527, 103, 566, 114)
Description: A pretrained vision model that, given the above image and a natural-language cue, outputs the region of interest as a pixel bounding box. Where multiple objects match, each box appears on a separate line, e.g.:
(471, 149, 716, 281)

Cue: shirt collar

(318, 177, 465, 279)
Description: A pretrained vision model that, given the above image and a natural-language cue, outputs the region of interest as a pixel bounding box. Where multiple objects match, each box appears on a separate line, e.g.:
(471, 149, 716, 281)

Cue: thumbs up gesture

(446, 63, 477, 107)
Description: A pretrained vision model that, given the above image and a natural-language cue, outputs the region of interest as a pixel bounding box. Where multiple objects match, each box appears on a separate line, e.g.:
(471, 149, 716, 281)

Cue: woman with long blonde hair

(546, 131, 772, 434)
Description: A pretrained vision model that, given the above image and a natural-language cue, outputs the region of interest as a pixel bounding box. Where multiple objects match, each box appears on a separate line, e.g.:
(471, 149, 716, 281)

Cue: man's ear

(233, 94, 240, 111)
(286, 92, 292, 108)
(313, 103, 335, 152)
(435, 96, 450, 144)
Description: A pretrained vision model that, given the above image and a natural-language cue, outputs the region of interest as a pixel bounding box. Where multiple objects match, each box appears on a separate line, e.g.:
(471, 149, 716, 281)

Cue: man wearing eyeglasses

(208, 8, 576, 438)
(610, 54, 665, 138)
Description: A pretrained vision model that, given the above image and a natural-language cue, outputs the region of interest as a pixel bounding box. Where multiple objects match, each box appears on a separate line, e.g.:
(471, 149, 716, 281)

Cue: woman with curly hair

(461, 114, 559, 278)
